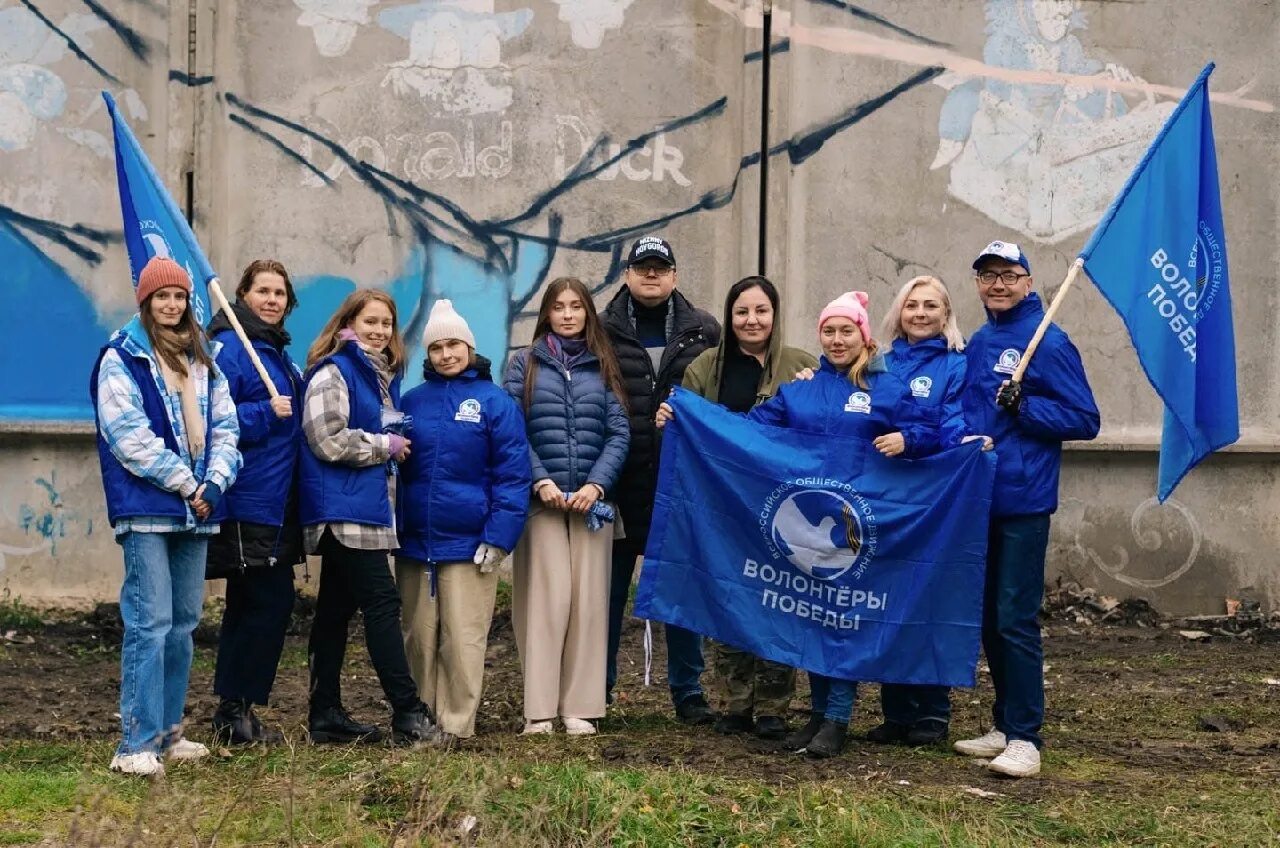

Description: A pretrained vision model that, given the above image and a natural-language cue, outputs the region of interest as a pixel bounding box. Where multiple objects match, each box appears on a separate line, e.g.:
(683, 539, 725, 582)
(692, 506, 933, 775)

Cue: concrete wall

(757, 0, 1279, 613)
(0, 0, 1275, 611)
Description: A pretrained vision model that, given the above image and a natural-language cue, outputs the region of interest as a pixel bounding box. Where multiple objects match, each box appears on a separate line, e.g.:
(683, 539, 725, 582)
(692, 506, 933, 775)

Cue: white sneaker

(988, 740, 1041, 778)
(953, 728, 1007, 757)
(562, 717, 596, 736)
(521, 720, 555, 735)
(110, 751, 165, 776)
(166, 738, 210, 761)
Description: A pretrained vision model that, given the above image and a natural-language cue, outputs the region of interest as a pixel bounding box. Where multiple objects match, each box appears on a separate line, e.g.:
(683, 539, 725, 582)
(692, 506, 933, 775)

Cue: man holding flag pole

(954, 62, 1236, 778)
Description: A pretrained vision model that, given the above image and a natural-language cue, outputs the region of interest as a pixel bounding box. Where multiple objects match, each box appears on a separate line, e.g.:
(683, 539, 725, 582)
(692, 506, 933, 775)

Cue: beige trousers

(512, 506, 611, 721)
(395, 556, 499, 738)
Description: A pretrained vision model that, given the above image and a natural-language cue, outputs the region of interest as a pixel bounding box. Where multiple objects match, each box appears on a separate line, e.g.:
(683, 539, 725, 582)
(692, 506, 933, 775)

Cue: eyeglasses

(630, 264, 675, 277)
(976, 270, 1031, 286)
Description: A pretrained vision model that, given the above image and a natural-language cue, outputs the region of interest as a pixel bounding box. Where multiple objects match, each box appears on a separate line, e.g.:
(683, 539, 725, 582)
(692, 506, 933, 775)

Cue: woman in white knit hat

(395, 300, 532, 741)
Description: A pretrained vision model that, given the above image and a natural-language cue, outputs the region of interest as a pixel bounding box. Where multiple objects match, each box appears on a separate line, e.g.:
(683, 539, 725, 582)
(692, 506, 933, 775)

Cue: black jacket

(601, 286, 719, 536)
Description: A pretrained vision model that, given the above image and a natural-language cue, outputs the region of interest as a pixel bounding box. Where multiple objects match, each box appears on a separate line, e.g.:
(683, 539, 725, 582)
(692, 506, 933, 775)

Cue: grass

(1, 737, 1277, 847)
(0, 597, 43, 632)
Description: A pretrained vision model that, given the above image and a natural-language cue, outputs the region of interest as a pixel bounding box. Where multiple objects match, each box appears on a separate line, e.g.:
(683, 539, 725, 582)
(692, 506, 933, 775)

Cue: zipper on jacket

(236, 522, 248, 575)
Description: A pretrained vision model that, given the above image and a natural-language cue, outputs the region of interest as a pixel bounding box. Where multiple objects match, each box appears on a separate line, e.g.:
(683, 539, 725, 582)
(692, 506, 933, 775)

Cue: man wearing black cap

(954, 240, 1099, 778)
(601, 235, 720, 724)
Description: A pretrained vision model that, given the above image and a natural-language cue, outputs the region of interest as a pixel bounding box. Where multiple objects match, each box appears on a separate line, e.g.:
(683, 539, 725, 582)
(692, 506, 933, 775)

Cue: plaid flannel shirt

(301, 362, 398, 553)
(95, 337, 241, 537)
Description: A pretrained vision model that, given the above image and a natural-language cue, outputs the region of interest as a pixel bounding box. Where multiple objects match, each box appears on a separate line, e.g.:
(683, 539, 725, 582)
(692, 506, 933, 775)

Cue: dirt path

(2, 601, 1277, 802)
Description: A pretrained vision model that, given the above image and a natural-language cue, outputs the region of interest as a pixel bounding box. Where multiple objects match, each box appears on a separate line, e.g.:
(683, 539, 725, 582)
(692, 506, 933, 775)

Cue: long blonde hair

(878, 275, 965, 351)
(846, 339, 879, 390)
(306, 289, 406, 374)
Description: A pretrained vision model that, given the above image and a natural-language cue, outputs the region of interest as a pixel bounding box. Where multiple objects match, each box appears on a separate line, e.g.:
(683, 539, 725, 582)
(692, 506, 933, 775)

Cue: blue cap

(972, 240, 1031, 274)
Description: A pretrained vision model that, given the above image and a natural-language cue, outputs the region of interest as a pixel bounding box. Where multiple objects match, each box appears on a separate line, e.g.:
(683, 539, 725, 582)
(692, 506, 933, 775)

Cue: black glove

(995, 381, 1023, 416)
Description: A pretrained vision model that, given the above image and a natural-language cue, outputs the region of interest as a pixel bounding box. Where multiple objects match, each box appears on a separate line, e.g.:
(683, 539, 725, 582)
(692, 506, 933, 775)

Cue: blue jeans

(809, 674, 856, 724)
(983, 514, 1051, 749)
(880, 684, 952, 726)
(117, 531, 208, 755)
(608, 534, 705, 706)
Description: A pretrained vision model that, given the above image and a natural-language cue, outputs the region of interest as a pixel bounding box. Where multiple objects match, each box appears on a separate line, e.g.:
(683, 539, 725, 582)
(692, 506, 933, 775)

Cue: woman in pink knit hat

(658, 289, 943, 758)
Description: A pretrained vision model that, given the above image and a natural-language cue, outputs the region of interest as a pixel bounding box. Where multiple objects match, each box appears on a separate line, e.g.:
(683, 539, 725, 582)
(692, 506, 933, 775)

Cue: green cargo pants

(712, 640, 796, 717)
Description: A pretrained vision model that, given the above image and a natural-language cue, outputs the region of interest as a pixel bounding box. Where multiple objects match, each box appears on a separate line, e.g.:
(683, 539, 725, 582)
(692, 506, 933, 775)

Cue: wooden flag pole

(207, 278, 281, 399)
(1010, 257, 1086, 383)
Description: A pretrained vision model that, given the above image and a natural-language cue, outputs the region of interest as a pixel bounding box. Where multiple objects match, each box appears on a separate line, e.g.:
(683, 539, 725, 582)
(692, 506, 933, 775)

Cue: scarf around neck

(208, 300, 291, 350)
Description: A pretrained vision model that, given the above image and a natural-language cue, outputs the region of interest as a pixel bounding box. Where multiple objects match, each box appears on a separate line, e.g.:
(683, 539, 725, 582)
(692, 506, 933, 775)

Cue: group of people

(91, 233, 1098, 781)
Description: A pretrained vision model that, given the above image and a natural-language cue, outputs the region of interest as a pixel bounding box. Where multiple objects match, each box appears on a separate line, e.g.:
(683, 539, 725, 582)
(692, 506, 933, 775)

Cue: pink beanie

(818, 291, 872, 343)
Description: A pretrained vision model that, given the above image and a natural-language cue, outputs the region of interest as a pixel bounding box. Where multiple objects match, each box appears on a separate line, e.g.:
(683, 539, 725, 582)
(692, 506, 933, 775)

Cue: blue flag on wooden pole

(103, 91, 215, 325)
(1079, 63, 1238, 501)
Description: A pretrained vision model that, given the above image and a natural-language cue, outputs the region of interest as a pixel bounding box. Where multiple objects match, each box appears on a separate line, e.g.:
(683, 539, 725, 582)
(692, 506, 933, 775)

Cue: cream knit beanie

(421, 299, 476, 350)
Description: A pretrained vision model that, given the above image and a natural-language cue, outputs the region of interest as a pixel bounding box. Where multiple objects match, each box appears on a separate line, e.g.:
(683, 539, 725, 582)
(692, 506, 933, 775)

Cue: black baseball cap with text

(627, 235, 676, 267)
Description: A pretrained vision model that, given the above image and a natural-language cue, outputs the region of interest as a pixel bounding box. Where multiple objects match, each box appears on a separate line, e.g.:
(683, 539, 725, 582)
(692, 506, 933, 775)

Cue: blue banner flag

(103, 91, 215, 325)
(1079, 63, 1238, 501)
(634, 389, 997, 687)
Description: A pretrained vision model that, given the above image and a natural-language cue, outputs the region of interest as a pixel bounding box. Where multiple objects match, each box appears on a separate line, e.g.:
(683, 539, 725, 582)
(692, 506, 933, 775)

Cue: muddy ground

(1, 597, 1278, 803)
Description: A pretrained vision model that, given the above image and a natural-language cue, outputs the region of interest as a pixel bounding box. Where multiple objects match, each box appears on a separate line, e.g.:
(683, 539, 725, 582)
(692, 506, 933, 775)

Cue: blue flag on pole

(1079, 63, 1238, 501)
(103, 91, 215, 325)
(634, 390, 997, 687)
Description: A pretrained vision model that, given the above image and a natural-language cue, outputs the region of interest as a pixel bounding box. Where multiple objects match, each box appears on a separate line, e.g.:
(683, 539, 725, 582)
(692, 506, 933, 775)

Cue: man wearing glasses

(601, 235, 720, 724)
(953, 240, 1099, 778)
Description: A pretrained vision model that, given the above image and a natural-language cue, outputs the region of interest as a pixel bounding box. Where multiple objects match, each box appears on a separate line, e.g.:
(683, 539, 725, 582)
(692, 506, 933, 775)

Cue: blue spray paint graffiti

(0, 1, 947, 416)
(16, 473, 88, 555)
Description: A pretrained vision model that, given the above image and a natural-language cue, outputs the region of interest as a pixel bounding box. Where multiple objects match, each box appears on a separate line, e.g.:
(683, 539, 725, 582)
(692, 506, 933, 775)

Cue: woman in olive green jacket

(681, 275, 817, 740)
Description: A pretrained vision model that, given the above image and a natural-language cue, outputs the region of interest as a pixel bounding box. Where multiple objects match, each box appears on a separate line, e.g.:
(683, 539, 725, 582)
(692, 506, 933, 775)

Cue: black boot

(308, 705, 383, 744)
(905, 719, 949, 746)
(784, 713, 825, 750)
(865, 721, 911, 745)
(247, 707, 284, 745)
(714, 712, 754, 735)
(212, 698, 255, 745)
(391, 702, 441, 747)
(806, 720, 849, 759)
(675, 694, 716, 726)
(753, 715, 789, 740)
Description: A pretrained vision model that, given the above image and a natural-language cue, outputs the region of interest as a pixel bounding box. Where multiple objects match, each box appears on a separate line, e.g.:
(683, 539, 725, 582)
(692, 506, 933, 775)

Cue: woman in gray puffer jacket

(503, 276, 629, 736)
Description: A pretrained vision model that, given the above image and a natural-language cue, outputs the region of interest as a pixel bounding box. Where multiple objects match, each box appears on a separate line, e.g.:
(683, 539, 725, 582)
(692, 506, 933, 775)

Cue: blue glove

(198, 482, 222, 511)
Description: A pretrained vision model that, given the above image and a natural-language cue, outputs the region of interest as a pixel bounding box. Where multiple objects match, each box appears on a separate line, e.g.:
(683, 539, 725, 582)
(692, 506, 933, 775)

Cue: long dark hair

(722, 275, 779, 356)
(140, 291, 212, 377)
(523, 277, 629, 412)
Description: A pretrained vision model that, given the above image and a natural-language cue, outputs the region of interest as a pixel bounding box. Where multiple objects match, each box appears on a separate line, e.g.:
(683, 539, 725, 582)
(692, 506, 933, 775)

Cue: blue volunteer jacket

(90, 327, 215, 525)
(961, 293, 1100, 517)
(396, 360, 532, 563)
(209, 329, 303, 527)
(884, 337, 970, 449)
(298, 341, 402, 529)
(502, 339, 629, 496)
(746, 355, 942, 457)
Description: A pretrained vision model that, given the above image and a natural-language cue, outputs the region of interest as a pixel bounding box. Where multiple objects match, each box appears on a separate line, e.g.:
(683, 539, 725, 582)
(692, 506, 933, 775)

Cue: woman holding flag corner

(864, 274, 978, 748)
(658, 289, 943, 758)
(679, 275, 816, 740)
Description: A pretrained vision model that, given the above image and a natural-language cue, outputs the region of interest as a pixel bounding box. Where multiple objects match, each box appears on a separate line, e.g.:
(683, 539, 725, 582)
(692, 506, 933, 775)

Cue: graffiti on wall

(4, 0, 1271, 424)
(930, 0, 1175, 243)
(1069, 496, 1203, 590)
